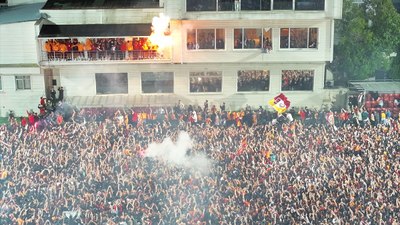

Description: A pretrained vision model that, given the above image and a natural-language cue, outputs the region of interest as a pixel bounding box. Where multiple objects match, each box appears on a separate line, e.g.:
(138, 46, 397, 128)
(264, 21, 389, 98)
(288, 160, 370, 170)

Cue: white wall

(170, 19, 333, 64)
(7, 0, 46, 6)
(41, 8, 163, 25)
(0, 71, 44, 117)
(0, 21, 39, 65)
(164, 0, 343, 20)
(56, 62, 327, 110)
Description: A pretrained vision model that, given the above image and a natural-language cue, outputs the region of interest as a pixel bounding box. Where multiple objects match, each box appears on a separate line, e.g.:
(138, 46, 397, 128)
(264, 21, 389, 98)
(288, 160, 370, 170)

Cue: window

(187, 0, 216, 11)
(295, 0, 325, 10)
(187, 29, 225, 50)
(273, 0, 293, 10)
(234, 28, 272, 50)
(95, 73, 128, 94)
(190, 71, 222, 93)
(241, 0, 271, 10)
(15, 76, 31, 90)
(218, 0, 235, 11)
(141, 72, 174, 93)
(280, 28, 318, 49)
(237, 70, 270, 92)
(281, 70, 314, 91)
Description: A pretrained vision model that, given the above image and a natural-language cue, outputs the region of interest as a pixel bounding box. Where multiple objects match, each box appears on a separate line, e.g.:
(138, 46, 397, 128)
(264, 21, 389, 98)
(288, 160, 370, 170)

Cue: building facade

(0, 0, 343, 117)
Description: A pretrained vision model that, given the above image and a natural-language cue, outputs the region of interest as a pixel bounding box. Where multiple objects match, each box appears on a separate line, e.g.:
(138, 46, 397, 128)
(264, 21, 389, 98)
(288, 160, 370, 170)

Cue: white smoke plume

(145, 131, 212, 175)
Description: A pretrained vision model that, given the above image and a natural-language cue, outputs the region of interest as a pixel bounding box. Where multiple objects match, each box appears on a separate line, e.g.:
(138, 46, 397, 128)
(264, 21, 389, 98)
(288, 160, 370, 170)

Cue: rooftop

(42, 0, 160, 10)
(0, 2, 45, 25)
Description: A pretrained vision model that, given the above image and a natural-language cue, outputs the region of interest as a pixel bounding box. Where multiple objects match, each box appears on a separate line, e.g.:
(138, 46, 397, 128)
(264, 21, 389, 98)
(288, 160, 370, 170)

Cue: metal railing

(41, 50, 169, 62)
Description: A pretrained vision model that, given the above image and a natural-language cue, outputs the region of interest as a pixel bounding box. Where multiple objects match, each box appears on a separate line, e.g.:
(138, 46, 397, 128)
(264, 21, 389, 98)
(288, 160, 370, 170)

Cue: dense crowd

(281, 70, 314, 91)
(43, 38, 159, 61)
(0, 101, 399, 225)
(189, 73, 222, 93)
(237, 70, 270, 92)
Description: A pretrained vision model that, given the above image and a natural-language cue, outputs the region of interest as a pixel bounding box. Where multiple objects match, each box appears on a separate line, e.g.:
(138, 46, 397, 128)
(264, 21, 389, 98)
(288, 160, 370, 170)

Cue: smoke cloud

(144, 131, 213, 175)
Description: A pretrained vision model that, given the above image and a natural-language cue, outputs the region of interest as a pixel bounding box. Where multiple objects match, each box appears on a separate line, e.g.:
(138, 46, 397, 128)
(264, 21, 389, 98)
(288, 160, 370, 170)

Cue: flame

(149, 13, 172, 53)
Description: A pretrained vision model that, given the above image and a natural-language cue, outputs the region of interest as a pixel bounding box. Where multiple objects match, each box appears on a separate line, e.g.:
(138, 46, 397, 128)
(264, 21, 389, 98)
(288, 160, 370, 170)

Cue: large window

(141, 72, 174, 94)
(241, 0, 271, 10)
(273, 0, 293, 10)
(281, 70, 314, 91)
(237, 70, 270, 92)
(95, 73, 128, 94)
(187, 29, 225, 50)
(186, 0, 324, 11)
(190, 71, 222, 93)
(295, 0, 324, 10)
(187, 0, 216, 11)
(280, 28, 318, 49)
(15, 76, 31, 90)
(234, 28, 272, 51)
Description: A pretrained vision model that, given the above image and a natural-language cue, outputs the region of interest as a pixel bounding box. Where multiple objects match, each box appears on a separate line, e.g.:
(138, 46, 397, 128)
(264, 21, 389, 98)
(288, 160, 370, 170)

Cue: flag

(268, 93, 291, 114)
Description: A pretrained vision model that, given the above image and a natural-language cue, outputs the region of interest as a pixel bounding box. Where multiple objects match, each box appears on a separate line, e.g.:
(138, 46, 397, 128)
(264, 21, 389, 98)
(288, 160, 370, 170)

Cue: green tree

(332, 0, 400, 80)
(389, 45, 400, 79)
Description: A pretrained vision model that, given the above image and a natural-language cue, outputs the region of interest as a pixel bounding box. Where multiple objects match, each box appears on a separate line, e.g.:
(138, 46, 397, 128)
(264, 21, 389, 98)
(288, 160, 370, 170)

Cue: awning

(65, 94, 191, 108)
(38, 24, 152, 38)
(349, 81, 400, 93)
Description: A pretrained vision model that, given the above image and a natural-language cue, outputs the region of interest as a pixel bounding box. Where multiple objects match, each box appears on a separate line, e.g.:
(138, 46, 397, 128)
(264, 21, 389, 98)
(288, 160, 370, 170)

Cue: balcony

(40, 49, 170, 65)
(38, 24, 172, 65)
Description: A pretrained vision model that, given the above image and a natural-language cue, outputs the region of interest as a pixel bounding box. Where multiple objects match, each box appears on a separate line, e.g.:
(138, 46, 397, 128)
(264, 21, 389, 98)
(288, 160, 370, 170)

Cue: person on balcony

(44, 40, 52, 60)
(59, 41, 67, 60)
(51, 40, 60, 60)
(127, 40, 133, 60)
(85, 38, 93, 60)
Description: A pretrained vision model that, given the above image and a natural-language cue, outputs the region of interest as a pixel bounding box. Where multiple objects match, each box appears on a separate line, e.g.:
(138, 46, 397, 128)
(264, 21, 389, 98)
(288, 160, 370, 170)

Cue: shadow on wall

(219, 94, 248, 111)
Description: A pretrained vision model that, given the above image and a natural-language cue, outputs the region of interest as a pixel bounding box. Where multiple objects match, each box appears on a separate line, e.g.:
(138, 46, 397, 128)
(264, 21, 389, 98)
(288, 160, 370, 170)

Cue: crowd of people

(43, 38, 159, 62)
(237, 70, 270, 92)
(281, 70, 314, 91)
(189, 73, 222, 93)
(0, 100, 399, 224)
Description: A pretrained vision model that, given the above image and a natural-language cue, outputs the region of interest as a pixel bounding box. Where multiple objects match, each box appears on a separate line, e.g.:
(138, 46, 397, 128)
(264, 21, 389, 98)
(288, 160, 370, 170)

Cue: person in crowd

(0, 102, 399, 225)
(58, 86, 64, 102)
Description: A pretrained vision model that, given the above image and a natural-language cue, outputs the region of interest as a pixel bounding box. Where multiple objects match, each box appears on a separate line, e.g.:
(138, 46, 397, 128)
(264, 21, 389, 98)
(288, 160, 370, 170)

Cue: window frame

(15, 75, 31, 90)
(236, 70, 270, 92)
(189, 71, 223, 94)
(281, 69, 315, 91)
(233, 28, 272, 50)
(0, 76, 2, 91)
(279, 27, 319, 50)
(186, 28, 225, 51)
(95, 73, 129, 95)
(140, 72, 174, 94)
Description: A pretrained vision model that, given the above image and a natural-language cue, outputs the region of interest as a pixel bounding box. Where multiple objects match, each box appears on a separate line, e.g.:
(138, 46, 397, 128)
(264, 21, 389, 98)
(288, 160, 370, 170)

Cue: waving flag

(268, 93, 291, 114)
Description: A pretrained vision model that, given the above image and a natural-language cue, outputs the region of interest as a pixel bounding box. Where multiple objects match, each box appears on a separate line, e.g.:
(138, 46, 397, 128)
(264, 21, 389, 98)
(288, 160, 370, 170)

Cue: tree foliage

(333, 0, 400, 80)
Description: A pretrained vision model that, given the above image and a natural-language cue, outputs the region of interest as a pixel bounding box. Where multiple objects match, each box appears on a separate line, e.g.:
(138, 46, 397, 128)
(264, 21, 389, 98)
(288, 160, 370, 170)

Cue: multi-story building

(0, 0, 343, 117)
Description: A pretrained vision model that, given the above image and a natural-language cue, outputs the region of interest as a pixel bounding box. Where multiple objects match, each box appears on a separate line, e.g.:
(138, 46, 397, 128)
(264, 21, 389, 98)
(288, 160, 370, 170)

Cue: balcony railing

(40, 50, 170, 63)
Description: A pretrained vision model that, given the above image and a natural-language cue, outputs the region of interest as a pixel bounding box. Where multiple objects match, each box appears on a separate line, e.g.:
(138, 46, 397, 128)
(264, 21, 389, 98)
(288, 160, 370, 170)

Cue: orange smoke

(149, 13, 172, 53)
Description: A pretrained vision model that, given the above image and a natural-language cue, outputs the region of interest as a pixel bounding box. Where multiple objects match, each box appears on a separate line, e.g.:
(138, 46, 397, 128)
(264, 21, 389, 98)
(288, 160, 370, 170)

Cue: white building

(0, 0, 343, 117)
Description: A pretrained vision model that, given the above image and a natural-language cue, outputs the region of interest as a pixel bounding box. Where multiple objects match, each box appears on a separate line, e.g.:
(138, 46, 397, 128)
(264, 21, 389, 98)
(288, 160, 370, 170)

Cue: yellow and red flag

(268, 93, 291, 114)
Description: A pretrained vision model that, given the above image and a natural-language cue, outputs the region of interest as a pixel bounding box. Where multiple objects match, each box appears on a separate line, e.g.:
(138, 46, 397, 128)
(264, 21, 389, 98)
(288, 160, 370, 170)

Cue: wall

(164, 0, 343, 20)
(55, 62, 327, 110)
(170, 19, 333, 64)
(41, 8, 163, 25)
(0, 21, 39, 65)
(0, 69, 44, 117)
(7, 0, 46, 6)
